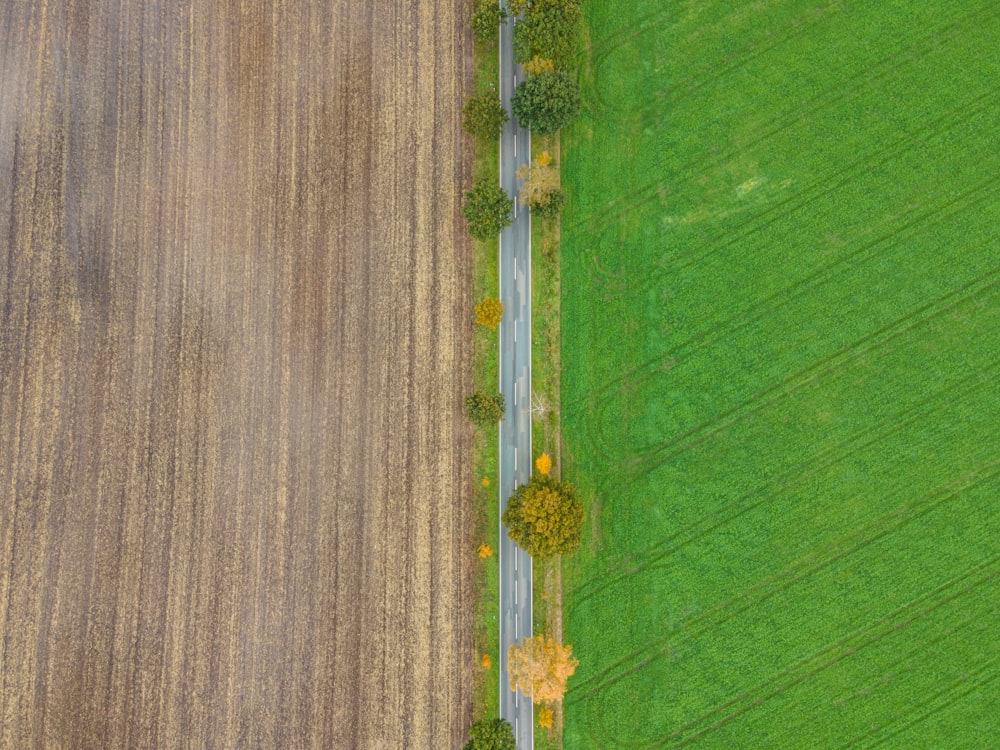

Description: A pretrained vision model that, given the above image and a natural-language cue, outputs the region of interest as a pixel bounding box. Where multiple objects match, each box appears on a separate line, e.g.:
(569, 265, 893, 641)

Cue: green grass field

(560, 2, 1000, 747)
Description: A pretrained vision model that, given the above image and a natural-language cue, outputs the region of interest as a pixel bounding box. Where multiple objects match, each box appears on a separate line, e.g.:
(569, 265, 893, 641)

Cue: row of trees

(462, 0, 583, 241)
(466, 384, 585, 557)
(464, 633, 579, 748)
(462, 69, 579, 143)
(472, 0, 584, 69)
(464, 2, 586, 740)
(462, 71, 579, 235)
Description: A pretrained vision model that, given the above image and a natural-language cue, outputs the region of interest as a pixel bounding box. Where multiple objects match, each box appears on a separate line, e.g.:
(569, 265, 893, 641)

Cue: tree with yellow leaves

(537, 705, 553, 728)
(478, 543, 494, 558)
(507, 635, 579, 702)
(516, 154, 564, 219)
(502, 475, 584, 558)
(522, 55, 555, 76)
(535, 453, 552, 475)
(475, 296, 505, 329)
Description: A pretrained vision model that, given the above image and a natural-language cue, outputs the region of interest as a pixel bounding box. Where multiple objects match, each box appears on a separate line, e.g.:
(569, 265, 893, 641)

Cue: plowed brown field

(0, 1, 473, 747)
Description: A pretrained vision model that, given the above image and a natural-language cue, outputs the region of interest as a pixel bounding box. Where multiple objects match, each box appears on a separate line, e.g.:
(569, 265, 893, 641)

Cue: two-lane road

(497, 11, 534, 750)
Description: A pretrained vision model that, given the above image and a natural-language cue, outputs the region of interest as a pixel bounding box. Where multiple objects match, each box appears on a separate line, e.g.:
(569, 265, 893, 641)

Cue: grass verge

(470, 35, 502, 724)
(531, 131, 565, 750)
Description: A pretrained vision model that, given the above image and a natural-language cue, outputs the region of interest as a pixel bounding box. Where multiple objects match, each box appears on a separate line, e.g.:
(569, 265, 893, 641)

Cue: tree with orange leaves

(535, 453, 552, 475)
(507, 635, 579, 702)
(537, 705, 553, 728)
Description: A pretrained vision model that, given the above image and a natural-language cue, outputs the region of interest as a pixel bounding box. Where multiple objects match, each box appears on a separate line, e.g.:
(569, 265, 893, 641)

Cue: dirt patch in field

(0, 1, 473, 747)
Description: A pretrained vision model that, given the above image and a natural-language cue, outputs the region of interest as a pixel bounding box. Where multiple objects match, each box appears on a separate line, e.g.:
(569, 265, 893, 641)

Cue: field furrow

(0, 2, 473, 747)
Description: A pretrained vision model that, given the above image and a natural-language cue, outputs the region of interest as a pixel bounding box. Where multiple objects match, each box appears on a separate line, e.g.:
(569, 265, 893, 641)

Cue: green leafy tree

(503, 474, 584, 557)
(463, 179, 513, 240)
(531, 188, 564, 218)
(511, 0, 582, 68)
(463, 717, 516, 750)
(511, 71, 581, 136)
(463, 89, 508, 141)
(465, 391, 506, 426)
(472, 0, 507, 45)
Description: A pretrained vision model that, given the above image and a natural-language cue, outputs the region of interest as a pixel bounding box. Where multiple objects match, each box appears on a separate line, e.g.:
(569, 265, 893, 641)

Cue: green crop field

(560, 2, 1000, 747)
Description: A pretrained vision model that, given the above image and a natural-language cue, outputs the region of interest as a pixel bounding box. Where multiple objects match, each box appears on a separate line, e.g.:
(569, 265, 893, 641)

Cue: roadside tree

(511, 71, 581, 135)
(475, 296, 505, 328)
(463, 717, 516, 750)
(471, 0, 507, 46)
(511, 0, 583, 68)
(537, 705, 554, 728)
(507, 635, 579, 702)
(516, 154, 564, 218)
(502, 474, 584, 557)
(465, 391, 506, 426)
(522, 55, 555, 76)
(463, 179, 513, 240)
(463, 89, 508, 141)
(535, 453, 552, 475)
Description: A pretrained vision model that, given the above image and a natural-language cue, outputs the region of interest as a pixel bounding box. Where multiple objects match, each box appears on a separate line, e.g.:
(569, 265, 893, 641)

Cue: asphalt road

(497, 13, 535, 750)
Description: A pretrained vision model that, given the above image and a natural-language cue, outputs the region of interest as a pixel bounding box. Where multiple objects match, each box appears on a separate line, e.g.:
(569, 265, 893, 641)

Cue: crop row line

(844, 656, 1000, 750)
(647, 562, 1000, 747)
(585, 0, 839, 121)
(583, 87, 995, 306)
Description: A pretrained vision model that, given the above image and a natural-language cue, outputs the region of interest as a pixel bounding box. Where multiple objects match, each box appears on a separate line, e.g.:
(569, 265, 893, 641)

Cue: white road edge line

(496, 19, 505, 728)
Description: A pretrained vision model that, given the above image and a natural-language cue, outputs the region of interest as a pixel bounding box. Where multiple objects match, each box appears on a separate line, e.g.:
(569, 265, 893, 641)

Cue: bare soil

(0, 1, 473, 748)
